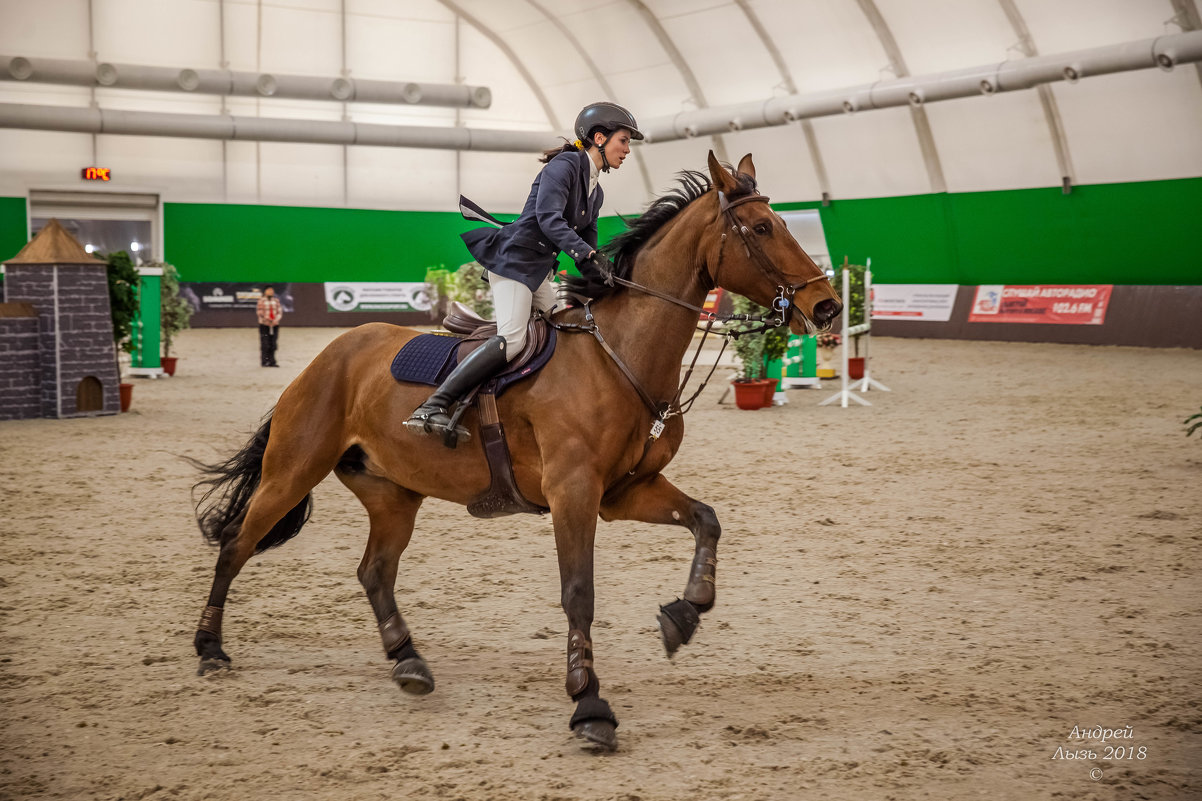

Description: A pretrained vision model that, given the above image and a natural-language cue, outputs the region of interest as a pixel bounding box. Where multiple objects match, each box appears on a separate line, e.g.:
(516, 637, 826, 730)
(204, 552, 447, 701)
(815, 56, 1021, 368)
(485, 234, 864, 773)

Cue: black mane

(562, 168, 757, 299)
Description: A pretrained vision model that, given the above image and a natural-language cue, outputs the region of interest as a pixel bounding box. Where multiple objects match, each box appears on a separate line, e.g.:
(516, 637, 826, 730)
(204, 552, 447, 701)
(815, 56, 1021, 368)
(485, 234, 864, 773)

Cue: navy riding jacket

(461, 148, 603, 292)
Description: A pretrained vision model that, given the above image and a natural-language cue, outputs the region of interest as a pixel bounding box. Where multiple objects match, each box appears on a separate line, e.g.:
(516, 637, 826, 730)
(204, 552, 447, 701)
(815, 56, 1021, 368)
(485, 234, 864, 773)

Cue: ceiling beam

(525, 0, 653, 195)
(996, 0, 1075, 188)
(1168, 0, 1202, 89)
(733, 0, 832, 201)
(433, 0, 560, 129)
(854, 0, 948, 193)
(625, 0, 728, 164)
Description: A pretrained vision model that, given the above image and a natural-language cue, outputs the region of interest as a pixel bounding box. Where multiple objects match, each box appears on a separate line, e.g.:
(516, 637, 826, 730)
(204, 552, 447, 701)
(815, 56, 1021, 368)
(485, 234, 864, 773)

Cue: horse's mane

(562, 167, 758, 299)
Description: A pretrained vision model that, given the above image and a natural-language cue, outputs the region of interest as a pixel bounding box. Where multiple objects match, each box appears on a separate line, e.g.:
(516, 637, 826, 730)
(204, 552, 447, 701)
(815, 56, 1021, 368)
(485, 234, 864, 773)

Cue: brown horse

(190, 151, 841, 751)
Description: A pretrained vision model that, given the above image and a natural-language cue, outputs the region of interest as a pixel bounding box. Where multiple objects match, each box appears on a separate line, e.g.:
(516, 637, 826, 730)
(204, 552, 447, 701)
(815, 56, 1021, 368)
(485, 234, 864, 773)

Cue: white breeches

(489, 272, 558, 361)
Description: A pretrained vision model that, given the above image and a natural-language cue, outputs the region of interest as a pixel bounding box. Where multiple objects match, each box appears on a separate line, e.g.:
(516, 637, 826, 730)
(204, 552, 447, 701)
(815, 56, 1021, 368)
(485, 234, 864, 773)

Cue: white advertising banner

(871, 284, 959, 322)
(324, 282, 432, 312)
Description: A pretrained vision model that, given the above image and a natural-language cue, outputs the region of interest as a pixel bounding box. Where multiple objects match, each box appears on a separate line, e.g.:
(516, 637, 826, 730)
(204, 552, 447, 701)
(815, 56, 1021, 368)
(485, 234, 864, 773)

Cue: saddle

(444, 302, 551, 374)
(389, 302, 555, 519)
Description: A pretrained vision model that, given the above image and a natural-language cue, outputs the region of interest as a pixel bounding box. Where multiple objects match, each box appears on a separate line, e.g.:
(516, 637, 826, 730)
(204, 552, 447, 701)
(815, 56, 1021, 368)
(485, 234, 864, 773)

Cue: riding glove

(581, 251, 616, 286)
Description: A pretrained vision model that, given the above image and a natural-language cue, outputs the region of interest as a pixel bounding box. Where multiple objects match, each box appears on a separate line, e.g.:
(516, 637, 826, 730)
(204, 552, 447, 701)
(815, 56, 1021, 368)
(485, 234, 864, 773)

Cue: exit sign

(81, 167, 112, 181)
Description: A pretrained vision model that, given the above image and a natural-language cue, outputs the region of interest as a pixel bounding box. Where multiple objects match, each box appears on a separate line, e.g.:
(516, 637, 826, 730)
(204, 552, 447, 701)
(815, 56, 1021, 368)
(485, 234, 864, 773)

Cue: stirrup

(402, 405, 444, 433)
(403, 405, 471, 444)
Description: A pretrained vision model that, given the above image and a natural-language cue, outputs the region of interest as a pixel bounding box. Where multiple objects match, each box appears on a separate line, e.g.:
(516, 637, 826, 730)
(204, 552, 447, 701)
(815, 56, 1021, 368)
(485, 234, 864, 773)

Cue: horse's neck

(592, 206, 712, 402)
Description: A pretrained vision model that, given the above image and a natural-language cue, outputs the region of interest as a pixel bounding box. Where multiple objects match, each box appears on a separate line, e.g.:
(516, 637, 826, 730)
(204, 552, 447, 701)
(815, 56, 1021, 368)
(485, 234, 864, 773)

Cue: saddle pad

(390, 332, 460, 386)
(390, 328, 557, 397)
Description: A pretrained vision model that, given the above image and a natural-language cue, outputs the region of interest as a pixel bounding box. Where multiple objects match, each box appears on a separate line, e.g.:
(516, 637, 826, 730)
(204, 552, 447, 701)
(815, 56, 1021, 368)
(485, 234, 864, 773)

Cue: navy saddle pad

(390, 329, 557, 397)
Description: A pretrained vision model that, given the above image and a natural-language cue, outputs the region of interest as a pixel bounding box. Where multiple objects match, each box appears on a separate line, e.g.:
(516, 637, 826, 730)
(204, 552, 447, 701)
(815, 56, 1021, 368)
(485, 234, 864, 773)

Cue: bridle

(548, 186, 834, 461)
(707, 190, 830, 329)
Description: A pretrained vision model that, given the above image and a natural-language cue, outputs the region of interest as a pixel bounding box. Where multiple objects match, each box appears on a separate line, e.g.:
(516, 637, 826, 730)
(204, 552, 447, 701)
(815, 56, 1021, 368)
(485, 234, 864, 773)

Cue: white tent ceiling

(1, 0, 1200, 213)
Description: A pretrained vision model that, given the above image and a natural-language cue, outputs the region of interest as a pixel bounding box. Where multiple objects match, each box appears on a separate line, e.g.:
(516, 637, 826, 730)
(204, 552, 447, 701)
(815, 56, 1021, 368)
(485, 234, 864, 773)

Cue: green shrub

(104, 250, 140, 356)
(425, 262, 493, 320)
(158, 262, 193, 359)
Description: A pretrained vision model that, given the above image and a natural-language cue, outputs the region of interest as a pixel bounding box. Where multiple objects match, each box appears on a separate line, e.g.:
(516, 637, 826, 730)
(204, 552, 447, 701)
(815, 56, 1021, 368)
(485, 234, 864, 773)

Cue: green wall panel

(816, 193, 960, 282)
(0, 196, 28, 264)
(164, 203, 484, 282)
(806, 176, 1202, 285)
(163, 176, 1202, 286)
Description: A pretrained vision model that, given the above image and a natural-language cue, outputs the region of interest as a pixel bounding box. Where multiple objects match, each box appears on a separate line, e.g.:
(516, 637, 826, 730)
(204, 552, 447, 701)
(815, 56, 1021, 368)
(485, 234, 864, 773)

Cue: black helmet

(574, 102, 644, 143)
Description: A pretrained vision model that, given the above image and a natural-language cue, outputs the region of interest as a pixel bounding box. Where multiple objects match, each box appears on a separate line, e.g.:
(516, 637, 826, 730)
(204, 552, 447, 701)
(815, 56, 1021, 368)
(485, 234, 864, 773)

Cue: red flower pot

(733, 381, 766, 410)
(761, 378, 779, 406)
(848, 357, 865, 380)
(119, 382, 133, 413)
(162, 356, 178, 376)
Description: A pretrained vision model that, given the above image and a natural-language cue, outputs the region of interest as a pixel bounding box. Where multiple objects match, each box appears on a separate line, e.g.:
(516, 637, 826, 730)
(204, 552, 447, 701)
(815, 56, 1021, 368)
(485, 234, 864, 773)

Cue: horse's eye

(753, 222, 771, 236)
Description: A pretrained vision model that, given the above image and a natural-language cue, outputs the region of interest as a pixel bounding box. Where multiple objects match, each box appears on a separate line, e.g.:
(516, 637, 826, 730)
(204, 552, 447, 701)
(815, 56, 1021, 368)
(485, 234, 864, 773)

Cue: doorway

(29, 190, 160, 264)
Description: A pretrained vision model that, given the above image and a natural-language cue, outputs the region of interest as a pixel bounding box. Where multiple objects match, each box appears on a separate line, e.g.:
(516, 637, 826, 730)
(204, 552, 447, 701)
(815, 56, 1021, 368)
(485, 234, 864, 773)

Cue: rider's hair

(539, 135, 596, 164)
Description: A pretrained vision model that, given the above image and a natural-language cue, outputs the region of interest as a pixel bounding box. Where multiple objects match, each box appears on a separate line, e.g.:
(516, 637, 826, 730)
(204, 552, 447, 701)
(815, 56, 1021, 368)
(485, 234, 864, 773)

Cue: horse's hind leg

(600, 474, 721, 657)
(195, 471, 324, 673)
(335, 468, 433, 694)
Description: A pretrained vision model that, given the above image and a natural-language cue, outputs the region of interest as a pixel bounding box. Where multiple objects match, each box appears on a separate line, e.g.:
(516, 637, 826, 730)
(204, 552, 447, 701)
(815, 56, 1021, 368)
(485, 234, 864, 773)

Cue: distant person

(256, 286, 282, 367)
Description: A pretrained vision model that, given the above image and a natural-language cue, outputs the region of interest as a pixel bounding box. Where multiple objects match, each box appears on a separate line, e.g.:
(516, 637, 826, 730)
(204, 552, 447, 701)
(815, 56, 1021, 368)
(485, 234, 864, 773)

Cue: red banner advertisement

(969, 285, 1113, 325)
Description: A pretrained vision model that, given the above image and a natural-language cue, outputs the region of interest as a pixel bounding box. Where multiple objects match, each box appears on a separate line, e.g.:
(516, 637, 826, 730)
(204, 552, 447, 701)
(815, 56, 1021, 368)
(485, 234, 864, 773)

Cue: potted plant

(158, 261, 193, 376)
(843, 262, 867, 379)
(105, 250, 140, 411)
(729, 295, 772, 409)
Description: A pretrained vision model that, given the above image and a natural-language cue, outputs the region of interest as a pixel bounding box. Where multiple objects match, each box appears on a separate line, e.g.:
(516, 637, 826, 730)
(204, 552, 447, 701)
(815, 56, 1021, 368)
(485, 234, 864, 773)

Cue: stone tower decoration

(0, 219, 121, 419)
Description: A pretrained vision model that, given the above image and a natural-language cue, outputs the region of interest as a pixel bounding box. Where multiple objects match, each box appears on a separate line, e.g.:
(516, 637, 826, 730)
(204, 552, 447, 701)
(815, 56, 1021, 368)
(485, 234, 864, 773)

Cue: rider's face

(594, 129, 632, 169)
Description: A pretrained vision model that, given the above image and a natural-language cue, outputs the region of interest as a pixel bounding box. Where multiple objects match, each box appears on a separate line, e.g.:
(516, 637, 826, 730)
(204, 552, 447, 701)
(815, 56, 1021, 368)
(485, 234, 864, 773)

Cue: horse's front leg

(545, 471, 620, 751)
(600, 473, 720, 657)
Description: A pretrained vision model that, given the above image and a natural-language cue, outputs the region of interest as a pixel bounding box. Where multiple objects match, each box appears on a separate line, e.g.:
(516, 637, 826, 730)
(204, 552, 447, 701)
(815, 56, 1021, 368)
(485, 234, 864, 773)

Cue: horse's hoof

(391, 657, 435, 695)
(657, 598, 700, 658)
(657, 611, 684, 658)
(573, 719, 617, 752)
(197, 657, 231, 676)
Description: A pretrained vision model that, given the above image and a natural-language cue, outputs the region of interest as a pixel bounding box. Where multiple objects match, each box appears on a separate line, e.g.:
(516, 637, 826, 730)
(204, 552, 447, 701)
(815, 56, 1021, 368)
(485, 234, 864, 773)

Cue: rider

(404, 101, 644, 441)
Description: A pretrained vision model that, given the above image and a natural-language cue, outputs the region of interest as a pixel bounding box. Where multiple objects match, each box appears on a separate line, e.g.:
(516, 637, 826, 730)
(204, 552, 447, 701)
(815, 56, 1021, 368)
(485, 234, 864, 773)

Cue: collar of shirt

(588, 154, 599, 196)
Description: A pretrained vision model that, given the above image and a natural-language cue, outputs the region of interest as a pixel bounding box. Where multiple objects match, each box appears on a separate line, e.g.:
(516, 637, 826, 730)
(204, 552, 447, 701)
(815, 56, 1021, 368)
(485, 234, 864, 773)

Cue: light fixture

(85, 244, 95, 253)
(130, 241, 141, 252)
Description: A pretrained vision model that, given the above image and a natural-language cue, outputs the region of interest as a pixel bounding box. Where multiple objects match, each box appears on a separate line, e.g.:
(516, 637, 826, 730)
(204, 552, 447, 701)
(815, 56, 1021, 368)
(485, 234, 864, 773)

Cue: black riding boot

(403, 336, 508, 442)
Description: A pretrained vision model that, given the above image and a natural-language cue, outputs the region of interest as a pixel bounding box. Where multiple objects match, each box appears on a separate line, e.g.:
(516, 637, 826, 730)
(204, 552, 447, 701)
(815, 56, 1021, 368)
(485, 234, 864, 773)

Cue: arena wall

(1, 176, 1198, 345)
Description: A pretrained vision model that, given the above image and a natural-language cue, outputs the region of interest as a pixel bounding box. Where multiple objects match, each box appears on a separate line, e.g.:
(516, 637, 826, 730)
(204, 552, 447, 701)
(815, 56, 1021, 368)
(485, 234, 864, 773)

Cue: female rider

(404, 101, 643, 441)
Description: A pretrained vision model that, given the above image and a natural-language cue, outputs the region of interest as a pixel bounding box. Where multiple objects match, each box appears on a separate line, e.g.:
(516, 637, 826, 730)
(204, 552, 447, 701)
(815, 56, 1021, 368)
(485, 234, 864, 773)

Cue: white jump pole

(850, 261, 890, 394)
(820, 266, 870, 408)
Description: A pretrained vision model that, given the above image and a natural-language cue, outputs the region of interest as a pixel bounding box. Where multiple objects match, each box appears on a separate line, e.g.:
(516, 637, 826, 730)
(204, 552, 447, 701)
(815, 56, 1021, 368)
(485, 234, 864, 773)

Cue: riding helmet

(574, 102, 645, 143)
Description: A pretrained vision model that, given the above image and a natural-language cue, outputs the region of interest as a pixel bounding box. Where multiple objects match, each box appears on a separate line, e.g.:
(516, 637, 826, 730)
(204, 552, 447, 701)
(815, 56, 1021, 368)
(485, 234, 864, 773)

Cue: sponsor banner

(871, 284, 959, 322)
(324, 282, 432, 312)
(969, 285, 1113, 325)
(181, 282, 293, 312)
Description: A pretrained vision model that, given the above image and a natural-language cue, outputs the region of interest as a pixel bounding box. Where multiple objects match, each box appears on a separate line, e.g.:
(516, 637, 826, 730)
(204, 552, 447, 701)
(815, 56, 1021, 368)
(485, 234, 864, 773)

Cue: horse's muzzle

(812, 298, 841, 327)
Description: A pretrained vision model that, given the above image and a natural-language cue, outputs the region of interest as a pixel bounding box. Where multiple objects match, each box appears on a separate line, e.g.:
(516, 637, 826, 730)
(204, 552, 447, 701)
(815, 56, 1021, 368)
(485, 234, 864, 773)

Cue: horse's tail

(187, 413, 313, 553)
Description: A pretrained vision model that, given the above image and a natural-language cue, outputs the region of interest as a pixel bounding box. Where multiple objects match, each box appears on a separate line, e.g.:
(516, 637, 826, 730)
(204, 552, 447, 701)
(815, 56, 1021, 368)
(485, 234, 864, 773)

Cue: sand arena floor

(1, 327, 1199, 801)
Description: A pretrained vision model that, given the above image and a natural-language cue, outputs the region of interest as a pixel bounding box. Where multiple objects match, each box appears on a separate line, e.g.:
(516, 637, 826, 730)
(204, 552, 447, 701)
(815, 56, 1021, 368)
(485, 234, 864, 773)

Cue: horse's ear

(736, 153, 756, 179)
(707, 150, 737, 194)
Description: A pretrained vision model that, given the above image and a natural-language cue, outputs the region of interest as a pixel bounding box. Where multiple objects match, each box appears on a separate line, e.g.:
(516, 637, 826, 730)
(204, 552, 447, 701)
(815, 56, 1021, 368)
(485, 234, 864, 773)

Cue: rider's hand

(582, 251, 615, 286)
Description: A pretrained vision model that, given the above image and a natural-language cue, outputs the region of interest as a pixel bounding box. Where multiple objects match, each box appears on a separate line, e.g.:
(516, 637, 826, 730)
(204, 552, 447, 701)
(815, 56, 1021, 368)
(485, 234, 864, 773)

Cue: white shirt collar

(588, 153, 600, 195)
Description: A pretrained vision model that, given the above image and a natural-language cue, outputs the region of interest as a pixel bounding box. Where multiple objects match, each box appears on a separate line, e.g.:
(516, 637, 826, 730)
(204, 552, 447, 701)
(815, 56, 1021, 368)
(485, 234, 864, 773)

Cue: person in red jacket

(255, 286, 282, 367)
(404, 101, 642, 441)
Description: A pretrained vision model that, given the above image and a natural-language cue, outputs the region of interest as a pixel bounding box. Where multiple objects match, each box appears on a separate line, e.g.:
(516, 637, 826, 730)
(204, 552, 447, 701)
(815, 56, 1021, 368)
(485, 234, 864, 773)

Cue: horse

(190, 151, 841, 752)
